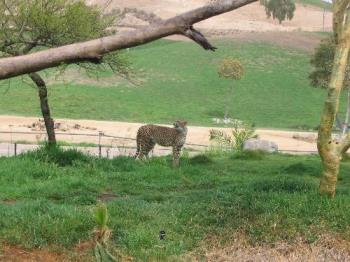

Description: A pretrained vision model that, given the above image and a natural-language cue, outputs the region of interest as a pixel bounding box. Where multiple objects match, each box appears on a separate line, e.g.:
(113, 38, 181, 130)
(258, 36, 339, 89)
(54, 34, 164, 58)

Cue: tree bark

(343, 87, 350, 136)
(1, 44, 57, 146)
(317, 4, 350, 197)
(0, 0, 257, 80)
(29, 73, 56, 146)
(224, 84, 234, 120)
(319, 143, 341, 198)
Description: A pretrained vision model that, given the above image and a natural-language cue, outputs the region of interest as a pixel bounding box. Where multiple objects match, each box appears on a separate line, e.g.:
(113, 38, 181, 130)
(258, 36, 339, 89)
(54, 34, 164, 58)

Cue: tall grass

(0, 147, 350, 259)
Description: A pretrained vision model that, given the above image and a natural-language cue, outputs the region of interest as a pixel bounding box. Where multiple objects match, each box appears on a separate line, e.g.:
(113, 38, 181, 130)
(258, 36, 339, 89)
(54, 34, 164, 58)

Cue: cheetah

(134, 120, 188, 166)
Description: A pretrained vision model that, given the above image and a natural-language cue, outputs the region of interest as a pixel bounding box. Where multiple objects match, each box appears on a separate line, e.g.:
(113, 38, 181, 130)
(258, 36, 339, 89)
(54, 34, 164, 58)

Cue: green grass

(296, 0, 332, 9)
(1, 38, 342, 130)
(1, 147, 350, 260)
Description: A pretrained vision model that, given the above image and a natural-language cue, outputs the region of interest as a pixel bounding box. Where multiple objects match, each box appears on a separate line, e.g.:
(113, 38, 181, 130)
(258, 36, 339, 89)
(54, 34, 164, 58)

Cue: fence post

(98, 131, 103, 158)
(14, 143, 17, 156)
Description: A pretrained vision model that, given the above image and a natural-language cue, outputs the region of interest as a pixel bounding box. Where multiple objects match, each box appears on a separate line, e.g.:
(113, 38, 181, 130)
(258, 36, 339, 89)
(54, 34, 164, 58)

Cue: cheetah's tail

(134, 139, 140, 159)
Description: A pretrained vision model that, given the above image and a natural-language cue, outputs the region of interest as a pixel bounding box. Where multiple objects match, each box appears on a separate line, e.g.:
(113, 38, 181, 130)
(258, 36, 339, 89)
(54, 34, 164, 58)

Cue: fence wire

(0, 130, 208, 158)
(0, 130, 319, 158)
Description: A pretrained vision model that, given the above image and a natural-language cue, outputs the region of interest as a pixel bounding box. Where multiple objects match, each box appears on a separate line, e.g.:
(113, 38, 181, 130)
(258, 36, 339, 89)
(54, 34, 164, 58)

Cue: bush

(210, 121, 257, 152)
(22, 144, 90, 167)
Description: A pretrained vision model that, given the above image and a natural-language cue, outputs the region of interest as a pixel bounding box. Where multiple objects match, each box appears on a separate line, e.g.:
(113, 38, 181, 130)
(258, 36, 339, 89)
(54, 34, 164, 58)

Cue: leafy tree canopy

(0, 0, 129, 74)
(309, 37, 350, 89)
(261, 0, 296, 23)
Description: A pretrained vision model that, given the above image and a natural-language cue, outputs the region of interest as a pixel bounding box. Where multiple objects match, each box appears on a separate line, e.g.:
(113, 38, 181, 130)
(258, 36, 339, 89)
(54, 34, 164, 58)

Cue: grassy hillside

(1, 148, 350, 260)
(0, 38, 342, 129)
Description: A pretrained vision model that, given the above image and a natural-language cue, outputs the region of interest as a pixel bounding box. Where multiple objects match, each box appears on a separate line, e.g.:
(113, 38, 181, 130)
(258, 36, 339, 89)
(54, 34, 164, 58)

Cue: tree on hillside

(260, 0, 295, 23)
(310, 37, 350, 135)
(0, 0, 129, 145)
(318, 0, 350, 197)
(0, 0, 296, 79)
(217, 57, 245, 120)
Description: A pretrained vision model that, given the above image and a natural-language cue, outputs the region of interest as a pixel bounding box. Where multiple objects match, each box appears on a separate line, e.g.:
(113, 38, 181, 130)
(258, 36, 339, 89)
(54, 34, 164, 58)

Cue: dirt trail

(0, 116, 318, 154)
(87, 0, 333, 32)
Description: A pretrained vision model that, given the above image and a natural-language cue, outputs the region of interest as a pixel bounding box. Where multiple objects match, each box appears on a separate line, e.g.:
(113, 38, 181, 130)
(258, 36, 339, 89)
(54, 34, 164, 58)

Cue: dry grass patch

(187, 233, 350, 262)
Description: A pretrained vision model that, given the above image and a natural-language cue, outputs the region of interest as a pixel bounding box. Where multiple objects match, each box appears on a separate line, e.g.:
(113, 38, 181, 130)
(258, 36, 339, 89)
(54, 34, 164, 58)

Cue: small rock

(243, 138, 278, 153)
(292, 134, 316, 143)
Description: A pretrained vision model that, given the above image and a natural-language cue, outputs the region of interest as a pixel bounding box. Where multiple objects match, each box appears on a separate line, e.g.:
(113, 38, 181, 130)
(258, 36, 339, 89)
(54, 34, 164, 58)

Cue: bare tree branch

(185, 26, 217, 51)
(0, 0, 257, 80)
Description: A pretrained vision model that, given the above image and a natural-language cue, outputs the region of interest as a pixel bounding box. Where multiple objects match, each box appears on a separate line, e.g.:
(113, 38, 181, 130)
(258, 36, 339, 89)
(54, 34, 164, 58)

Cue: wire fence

(0, 130, 320, 158)
(0, 130, 209, 158)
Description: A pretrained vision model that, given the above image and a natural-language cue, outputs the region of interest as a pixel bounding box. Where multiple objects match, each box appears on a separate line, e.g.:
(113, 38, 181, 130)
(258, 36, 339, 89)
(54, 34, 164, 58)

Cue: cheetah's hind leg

(142, 138, 156, 159)
(134, 139, 141, 159)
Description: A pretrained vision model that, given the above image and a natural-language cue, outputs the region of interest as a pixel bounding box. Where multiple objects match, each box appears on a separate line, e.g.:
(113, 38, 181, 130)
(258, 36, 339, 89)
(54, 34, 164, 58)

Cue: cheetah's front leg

(172, 145, 182, 167)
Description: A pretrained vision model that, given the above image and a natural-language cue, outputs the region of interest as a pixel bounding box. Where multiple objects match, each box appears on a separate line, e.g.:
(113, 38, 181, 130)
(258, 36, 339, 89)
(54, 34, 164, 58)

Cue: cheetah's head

(173, 120, 188, 132)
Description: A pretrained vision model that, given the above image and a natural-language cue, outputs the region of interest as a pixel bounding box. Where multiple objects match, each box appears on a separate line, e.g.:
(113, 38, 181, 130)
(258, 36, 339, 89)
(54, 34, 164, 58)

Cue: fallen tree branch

(0, 0, 257, 80)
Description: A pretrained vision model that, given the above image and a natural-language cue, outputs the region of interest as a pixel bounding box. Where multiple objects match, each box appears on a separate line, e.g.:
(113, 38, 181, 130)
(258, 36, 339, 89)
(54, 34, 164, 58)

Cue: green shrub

(210, 121, 257, 152)
(22, 144, 90, 167)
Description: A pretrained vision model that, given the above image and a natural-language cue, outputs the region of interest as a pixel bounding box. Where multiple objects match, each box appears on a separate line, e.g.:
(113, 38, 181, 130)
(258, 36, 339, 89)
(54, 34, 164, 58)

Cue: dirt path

(87, 0, 332, 33)
(0, 116, 318, 155)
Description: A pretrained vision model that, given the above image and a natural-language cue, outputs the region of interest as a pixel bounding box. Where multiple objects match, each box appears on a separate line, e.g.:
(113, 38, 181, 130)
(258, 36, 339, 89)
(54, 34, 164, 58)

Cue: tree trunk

(318, 0, 350, 197)
(29, 73, 56, 146)
(343, 87, 350, 136)
(318, 43, 350, 197)
(224, 84, 234, 120)
(319, 145, 340, 197)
